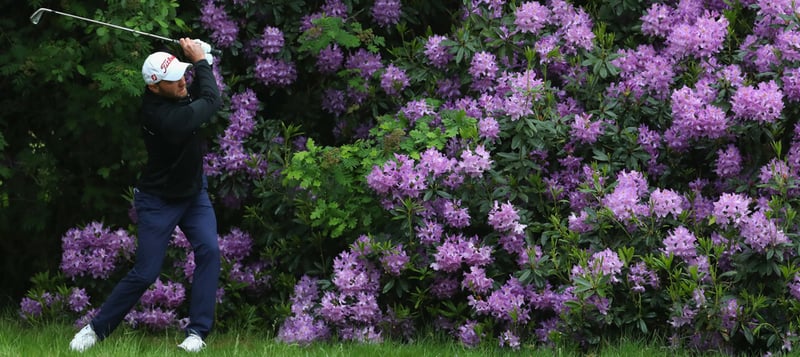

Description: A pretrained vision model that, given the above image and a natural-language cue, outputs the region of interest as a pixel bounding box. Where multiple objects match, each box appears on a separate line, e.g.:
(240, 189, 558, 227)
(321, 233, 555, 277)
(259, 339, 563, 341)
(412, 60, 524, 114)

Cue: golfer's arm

(189, 60, 221, 121)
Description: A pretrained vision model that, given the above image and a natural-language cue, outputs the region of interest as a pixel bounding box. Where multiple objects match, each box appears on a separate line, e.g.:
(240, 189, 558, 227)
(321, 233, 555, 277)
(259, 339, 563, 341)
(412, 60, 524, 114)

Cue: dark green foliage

(0, 0, 181, 306)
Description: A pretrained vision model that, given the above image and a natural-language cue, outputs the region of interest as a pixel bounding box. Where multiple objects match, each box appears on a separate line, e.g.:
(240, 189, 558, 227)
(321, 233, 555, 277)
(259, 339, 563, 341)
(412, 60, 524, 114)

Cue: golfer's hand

(179, 37, 206, 64)
(193, 39, 214, 65)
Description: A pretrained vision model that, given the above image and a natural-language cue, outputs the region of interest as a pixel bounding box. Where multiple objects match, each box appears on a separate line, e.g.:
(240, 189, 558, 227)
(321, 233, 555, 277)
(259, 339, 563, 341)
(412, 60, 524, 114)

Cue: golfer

(69, 38, 222, 353)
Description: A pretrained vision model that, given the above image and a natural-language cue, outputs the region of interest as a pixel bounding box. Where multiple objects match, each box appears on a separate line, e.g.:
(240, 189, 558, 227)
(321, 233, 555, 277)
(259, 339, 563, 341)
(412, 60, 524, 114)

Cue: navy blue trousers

(91, 183, 220, 340)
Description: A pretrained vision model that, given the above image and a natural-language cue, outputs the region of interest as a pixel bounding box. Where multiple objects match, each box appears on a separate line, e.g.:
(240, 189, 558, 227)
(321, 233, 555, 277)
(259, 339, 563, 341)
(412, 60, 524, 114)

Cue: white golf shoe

(177, 333, 206, 352)
(69, 324, 98, 352)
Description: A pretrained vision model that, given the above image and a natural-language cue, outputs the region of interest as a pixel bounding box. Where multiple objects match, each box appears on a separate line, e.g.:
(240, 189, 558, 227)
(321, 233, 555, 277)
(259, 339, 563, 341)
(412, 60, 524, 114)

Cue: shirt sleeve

(158, 61, 222, 144)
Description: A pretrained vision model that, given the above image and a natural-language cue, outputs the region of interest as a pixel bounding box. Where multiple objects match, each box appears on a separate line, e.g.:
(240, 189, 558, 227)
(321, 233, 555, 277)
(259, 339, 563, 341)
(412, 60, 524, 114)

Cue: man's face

(150, 76, 188, 99)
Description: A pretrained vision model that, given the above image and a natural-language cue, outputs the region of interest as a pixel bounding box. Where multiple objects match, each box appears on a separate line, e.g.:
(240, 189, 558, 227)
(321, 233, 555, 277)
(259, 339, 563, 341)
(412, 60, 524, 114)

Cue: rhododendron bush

(19, 0, 800, 354)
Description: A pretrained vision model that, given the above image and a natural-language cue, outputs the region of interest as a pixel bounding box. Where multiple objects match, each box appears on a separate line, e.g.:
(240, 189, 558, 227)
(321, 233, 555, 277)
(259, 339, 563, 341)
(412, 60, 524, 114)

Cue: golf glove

(194, 39, 214, 65)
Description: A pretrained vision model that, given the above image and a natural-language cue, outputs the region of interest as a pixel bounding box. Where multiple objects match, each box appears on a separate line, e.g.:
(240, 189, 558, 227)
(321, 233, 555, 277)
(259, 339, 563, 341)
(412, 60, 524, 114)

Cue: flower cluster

(666, 85, 728, 151)
(379, 244, 409, 276)
(60, 222, 135, 280)
(380, 64, 409, 96)
(424, 35, 452, 68)
(371, 0, 401, 27)
(487, 201, 525, 234)
(470, 278, 530, 324)
(601, 170, 649, 223)
(569, 113, 606, 144)
(627, 262, 659, 293)
(277, 275, 330, 345)
(205, 88, 266, 185)
(665, 11, 729, 59)
(24, 0, 800, 354)
(430, 234, 493, 273)
(19, 285, 94, 325)
(125, 279, 186, 330)
(514, 2, 550, 34)
(190, 0, 800, 353)
(317, 44, 344, 74)
(730, 80, 784, 123)
(200, 0, 239, 48)
(366, 146, 492, 209)
(314, 238, 386, 342)
(254, 57, 297, 87)
(257, 26, 284, 55)
(610, 45, 674, 100)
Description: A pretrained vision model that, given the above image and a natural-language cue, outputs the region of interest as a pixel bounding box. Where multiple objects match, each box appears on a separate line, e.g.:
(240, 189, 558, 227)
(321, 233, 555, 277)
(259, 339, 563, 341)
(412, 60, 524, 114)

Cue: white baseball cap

(141, 52, 192, 85)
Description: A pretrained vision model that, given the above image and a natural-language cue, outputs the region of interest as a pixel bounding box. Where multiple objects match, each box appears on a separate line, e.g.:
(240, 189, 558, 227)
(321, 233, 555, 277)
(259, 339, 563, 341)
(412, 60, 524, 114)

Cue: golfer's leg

(91, 190, 184, 339)
(179, 187, 220, 339)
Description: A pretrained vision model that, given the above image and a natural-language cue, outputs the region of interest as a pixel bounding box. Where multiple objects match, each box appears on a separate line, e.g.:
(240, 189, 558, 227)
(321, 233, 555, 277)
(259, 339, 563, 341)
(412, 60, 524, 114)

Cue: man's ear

(147, 83, 160, 94)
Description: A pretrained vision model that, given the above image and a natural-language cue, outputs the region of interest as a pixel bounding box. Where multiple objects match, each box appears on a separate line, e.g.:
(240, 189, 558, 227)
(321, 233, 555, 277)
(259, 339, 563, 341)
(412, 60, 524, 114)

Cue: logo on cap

(160, 55, 176, 74)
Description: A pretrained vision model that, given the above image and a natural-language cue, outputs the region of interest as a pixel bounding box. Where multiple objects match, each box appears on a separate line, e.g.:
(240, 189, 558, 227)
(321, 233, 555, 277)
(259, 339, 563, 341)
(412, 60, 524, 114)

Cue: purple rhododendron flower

(469, 278, 530, 323)
(469, 51, 498, 82)
(650, 188, 685, 219)
(346, 49, 383, 79)
(255, 57, 297, 87)
(730, 80, 784, 123)
(601, 170, 649, 222)
(219, 228, 253, 263)
(380, 244, 410, 276)
(739, 210, 789, 253)
(488, 201, 525, 234)
(641, 3, 675, 37)
(666, 12, 729, 59)
(317, 44, 345, 74)
(380, 64, 409, 95)
(431, 234, 492, 272)
(60, 222, 135, 280)
(424, 35, 453, 68)
(712, 193, 751, 228)
(258, 26, 284, 54)
(478, 117, 499, 140)
(68, 288, 91, 313)
(514, 1, 550, 34)
(461, 266, 493, 294)
(459, 145, 492, 177)
(715, 145, 742, 178)
(627, 261, 659, 293)
(140, 279, 186, 309)
(782, 68, 800, 102)
(570, 113, 605, 144)
(662, 226, 697, 260)
(322, 0, 348, 18)
(200, 0, 239, 48)
(588, 248, 623, 283)
(372, 0, 401, 27)
(499, 329, 521, 350)
(125, 307, 177, 330)
(457, 320, 481, 347)
(19, 297, 42, 320)
(790, 275, 800, 301)
(568, 211, 593, 233)
(278, 314, 331, 345)
(277, 276, 330, 345)
(322, 89, 347, 116)
(400, 99, 435, 124)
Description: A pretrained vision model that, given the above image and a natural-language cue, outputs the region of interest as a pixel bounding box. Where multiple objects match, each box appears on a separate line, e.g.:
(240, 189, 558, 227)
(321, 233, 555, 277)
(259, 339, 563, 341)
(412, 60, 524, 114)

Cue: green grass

(0, 312, 788, 357)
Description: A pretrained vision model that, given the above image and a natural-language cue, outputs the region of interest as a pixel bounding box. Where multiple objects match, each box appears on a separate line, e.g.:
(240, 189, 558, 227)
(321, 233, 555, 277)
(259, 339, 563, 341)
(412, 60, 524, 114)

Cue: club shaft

(38, 8, 179, 44)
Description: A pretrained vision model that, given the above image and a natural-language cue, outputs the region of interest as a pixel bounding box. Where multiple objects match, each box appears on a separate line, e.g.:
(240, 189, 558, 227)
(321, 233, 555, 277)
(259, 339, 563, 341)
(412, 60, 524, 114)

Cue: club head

(30, 8, 51, 25)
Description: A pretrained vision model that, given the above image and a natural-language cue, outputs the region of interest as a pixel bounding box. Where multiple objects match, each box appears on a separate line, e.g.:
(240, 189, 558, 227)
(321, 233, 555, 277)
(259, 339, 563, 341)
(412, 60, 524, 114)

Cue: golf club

(30, 7, 221, 56)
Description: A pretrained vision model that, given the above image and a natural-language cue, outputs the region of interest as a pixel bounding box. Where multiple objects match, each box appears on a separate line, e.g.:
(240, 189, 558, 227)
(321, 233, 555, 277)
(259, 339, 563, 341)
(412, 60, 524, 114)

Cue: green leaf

(383, 279, 395, 293)
(333, 31, 361, 48)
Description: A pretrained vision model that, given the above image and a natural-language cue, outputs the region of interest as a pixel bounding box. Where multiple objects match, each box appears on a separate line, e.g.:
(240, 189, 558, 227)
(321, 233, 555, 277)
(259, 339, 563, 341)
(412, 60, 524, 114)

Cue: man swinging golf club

(69, 38, 222, 353)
